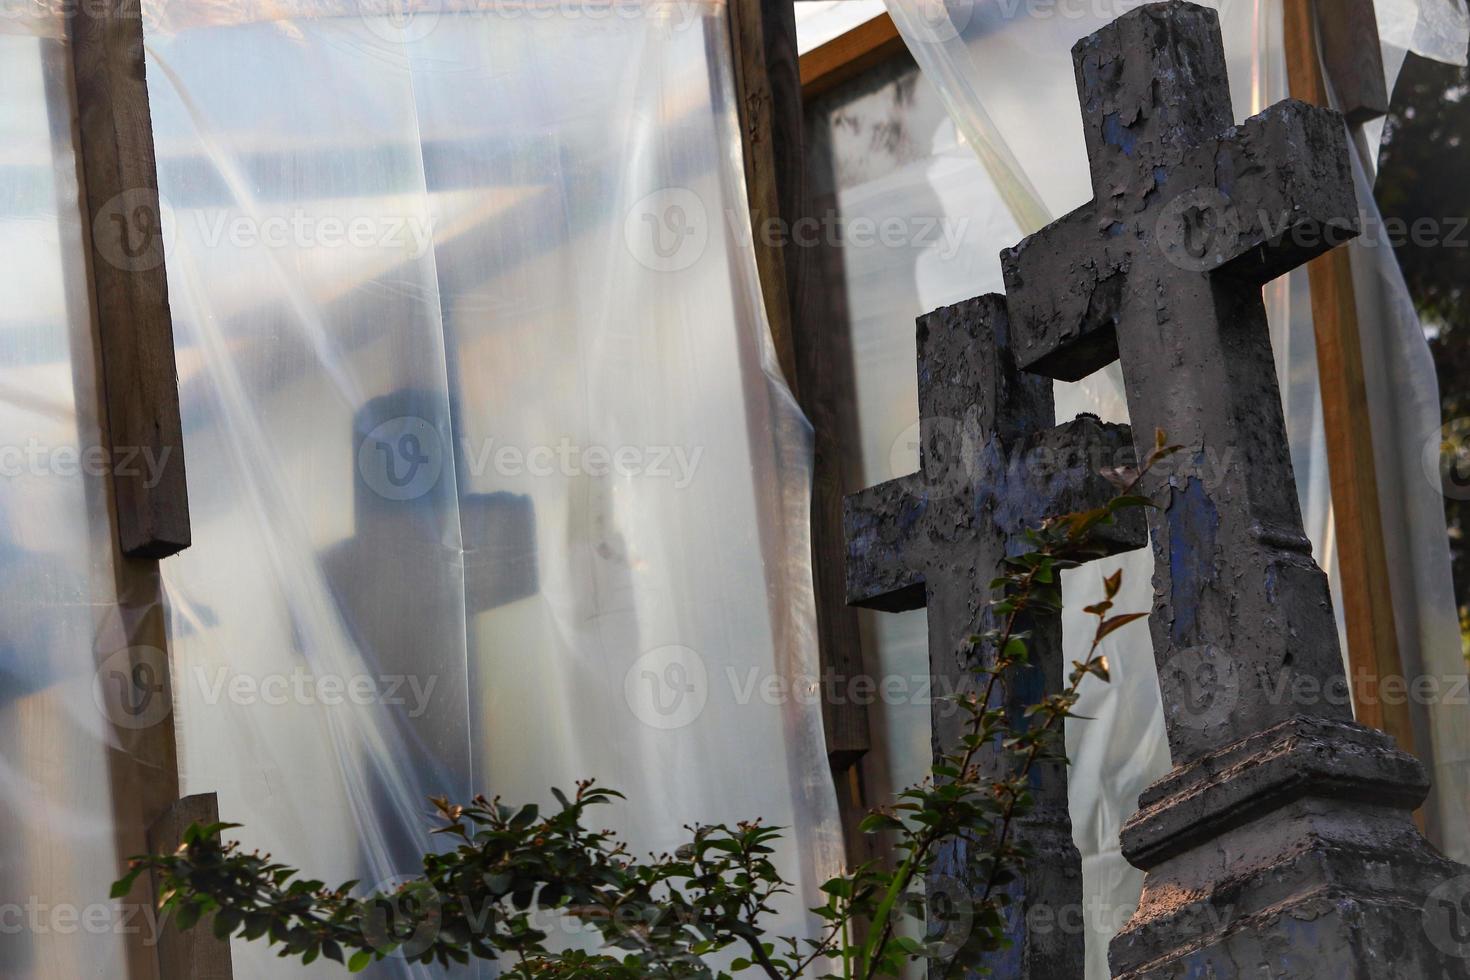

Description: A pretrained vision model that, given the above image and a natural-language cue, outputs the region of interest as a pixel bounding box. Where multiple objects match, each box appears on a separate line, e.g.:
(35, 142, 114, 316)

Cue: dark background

(1376, 51, 1470, 663)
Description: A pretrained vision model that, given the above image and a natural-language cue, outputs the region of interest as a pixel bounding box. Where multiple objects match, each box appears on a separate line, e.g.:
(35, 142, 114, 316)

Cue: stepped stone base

(1111, 716, 1470, 978)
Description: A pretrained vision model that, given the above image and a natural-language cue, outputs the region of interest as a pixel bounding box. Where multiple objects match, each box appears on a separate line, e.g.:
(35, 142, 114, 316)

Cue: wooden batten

(1282, 0, 1415, 756)
(800, 14, 905, 102)
(147, 795, 236, 979)
(68, 0, 191, 559)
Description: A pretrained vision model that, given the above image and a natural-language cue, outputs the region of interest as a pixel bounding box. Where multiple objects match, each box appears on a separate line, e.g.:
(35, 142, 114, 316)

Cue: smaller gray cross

(843, 294, 1144, 975)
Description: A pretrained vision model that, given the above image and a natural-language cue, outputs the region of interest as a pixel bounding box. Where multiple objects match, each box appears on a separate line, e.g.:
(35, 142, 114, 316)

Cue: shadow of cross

(1003, 5, 1470, 978)
(323, 389, 538, 875)
(842, 294, 1145, 975)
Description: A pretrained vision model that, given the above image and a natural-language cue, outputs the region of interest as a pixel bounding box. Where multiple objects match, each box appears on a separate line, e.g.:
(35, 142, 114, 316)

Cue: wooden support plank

(729, 0, 872, 772)
(40, 38, 190, 980)
(1315, 0, 1390, 125)
(800, 14, 905, 102)
(729, 0, 802, 395)
(69, 0, 191, 559)
(1283, 0, 1415, 755)
(147, 794, 236, 979)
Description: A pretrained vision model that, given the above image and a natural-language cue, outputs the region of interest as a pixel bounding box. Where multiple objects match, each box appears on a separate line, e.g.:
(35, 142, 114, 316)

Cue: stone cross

(1001, 4, 1470, 975)
(843, 294, 1145, 976)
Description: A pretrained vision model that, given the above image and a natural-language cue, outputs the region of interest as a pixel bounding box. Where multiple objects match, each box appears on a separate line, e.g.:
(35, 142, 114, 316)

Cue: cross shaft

(843, 294, 1143, 974)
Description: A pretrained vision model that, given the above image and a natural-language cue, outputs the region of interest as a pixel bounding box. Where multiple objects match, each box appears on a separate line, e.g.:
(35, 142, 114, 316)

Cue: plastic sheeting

(142, 2, 841, 976)
(0, 18, 153, 977)
(831, 0, 1468, 973)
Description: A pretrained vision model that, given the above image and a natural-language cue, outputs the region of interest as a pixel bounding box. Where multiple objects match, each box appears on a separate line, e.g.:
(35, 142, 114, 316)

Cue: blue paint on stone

(1166, 475, 1219, 645)
(1103, 111, 1138, 156)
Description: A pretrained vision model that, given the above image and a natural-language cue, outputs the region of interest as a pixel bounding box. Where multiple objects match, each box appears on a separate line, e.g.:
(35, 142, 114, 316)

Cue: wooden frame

(62, 4, 219, 977)
(730, 0, 872, 775)
(69, 0, 191, 560)
(1283, 0, 1417, 759)
(799, 13, 904, 102)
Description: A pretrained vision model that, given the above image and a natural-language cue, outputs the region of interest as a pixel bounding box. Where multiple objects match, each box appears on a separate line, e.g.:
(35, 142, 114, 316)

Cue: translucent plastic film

(0, 24, 148, 977)
(145, 3, 841, 976)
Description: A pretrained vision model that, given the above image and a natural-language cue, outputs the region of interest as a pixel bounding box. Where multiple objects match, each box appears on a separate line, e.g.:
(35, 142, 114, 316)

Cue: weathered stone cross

(1001, 3, 1470, 975)
(843, 294, 1144, 975)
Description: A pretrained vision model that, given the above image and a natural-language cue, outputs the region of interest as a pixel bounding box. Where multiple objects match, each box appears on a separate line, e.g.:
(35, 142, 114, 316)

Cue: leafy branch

(115, 433, 1179, 978)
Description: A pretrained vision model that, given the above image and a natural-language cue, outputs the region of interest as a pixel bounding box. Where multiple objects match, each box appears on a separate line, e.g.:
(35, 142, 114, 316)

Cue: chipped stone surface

(843, 294, 1146, 976)
(995, 3, 1470, 976)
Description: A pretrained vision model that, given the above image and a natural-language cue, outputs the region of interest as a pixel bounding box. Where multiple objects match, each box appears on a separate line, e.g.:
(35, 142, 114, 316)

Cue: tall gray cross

(1002, 5, 1470, 976)
(1002, 0, 1359, 766)
(843, 294, 1144, 975)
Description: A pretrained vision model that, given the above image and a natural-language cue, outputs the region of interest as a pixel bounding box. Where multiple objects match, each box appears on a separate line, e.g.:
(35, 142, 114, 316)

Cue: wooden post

(1314, 0, 1390, 125)
(69, 0, 191, 559)
(58, 6, 209, 976)
(728, 0, 802, 394)
(1282, 0, 1416, 755)
(728, 0, 871, 773)
(147, 795, 236, 980)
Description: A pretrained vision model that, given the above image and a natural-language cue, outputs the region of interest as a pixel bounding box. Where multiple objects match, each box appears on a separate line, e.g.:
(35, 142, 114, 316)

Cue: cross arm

(1002, 100, 1359, 383)
(999, 203, 1129, 382)
(1002, 415, 1147, 558)
(843, 475, 926, 612)
(461, 491, 538, 615)
(1204, 99, 1360, 284)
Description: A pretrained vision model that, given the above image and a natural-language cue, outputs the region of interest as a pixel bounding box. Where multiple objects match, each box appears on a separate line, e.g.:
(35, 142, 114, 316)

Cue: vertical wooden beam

(69, 0, 191, 559)
(57, 8, 211, 975)
(147, 794, 236, 979)
(1315, 0, 1390, 125)
(728, 0, 801, 395)
(728, 0, 872, 774)
(1283, 0, 1415, 755)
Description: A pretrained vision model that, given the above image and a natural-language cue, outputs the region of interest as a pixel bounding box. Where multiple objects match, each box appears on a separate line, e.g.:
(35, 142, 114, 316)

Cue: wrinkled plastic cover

(136, 2, 841, 976)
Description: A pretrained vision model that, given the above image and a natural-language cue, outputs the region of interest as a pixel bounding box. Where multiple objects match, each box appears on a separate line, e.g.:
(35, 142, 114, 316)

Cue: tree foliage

(114, 437, 1179, 977)
(1376, 51, 1470, 658)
